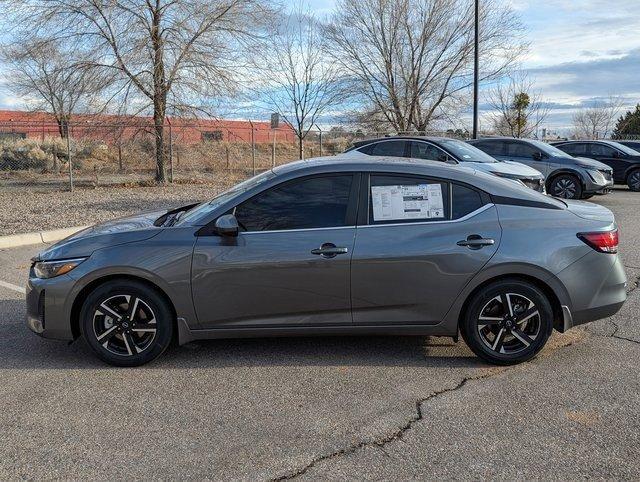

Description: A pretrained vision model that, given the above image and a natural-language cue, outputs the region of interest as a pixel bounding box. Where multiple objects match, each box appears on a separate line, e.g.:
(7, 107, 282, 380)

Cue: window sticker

(371, 184, 444, 221)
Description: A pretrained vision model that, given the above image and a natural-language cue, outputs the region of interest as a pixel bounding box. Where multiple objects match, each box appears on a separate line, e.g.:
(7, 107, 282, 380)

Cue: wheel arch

(623, 165, 640, 182)
(545, 169, 585, 191)
(69, 274, 178, 341)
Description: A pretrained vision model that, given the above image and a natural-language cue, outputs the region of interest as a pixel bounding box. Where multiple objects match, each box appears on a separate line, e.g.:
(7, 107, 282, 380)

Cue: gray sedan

(26, 157, 627, 366)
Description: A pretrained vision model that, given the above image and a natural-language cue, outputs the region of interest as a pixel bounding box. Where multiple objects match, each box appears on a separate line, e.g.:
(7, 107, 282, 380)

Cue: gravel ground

(0, 180, 241, 235)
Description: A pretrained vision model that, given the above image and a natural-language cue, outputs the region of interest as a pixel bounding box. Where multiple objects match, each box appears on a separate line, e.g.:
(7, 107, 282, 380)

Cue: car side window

(590, 144, 618, 157)
(359, 140, 407, 157)
(452, 184, 485, 219)
(558, 143, 587, 156)
(474, 141, 505, 156)
(409, 141, 448, 161)
(234, 175, 353, 232)
(506, 142, 538, 158)
(368, 175, 449, 224)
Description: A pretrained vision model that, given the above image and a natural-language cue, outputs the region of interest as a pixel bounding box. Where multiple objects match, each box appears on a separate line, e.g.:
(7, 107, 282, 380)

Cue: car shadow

(0, 298, 485, 370)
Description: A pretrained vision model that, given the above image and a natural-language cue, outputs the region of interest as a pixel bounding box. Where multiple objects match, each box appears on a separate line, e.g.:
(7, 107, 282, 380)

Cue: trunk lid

(564, 199, 615, 223)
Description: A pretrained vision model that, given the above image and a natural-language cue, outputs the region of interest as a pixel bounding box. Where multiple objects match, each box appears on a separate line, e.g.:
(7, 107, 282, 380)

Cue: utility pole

(472, 0, 480, 139)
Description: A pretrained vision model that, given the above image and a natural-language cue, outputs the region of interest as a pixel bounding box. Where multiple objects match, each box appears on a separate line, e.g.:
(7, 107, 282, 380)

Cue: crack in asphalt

(269, 335, 585, 481)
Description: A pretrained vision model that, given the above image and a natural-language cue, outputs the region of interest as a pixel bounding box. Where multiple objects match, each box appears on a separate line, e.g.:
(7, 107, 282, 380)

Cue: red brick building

(0, 110, 296, 144)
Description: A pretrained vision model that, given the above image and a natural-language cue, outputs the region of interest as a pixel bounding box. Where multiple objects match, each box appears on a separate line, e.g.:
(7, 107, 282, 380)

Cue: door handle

(457, 235, 495, 249)
(311, 243, 348, 258)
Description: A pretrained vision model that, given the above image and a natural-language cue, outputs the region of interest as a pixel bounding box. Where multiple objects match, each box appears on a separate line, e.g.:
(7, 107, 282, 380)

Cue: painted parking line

(0, 280, 26, 294)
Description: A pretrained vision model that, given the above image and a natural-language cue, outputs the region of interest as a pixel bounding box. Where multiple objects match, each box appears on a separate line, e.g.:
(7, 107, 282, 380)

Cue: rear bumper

(555, 252, 627, 332)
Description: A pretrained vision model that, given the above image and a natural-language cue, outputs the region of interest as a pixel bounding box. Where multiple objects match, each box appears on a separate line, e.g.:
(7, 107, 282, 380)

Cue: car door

(588, 143, 627, 182)
(351, 173, 501, 325)
(408, 141, 452, 162)
(191, 173, 359, 329)
(505, 141, 549, 176)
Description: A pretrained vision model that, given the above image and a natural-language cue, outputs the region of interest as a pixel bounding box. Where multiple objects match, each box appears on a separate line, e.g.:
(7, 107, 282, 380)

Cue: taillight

(578, 230, 618, 254)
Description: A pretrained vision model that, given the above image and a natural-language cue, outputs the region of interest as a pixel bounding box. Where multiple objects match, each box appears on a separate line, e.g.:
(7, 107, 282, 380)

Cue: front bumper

(26, 274, 76, 341)
(584, 173, 614, 195)
(555, 251, 627, 331)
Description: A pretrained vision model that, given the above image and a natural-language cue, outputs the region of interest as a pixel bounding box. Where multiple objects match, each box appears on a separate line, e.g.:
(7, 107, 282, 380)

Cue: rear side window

(474, 141, 504, 156)
(359, 140, 407, 157)
(368, 175, 449, 224)
(234, 175, 353, 231)
(452, 184, 484, 219)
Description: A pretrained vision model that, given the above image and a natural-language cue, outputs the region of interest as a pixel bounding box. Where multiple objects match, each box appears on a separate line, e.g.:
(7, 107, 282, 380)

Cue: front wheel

(80, 279, 174, 367)
(549, 174, 582, 199)
(627, 169, 640, 191)
(460, 279, 554, 365)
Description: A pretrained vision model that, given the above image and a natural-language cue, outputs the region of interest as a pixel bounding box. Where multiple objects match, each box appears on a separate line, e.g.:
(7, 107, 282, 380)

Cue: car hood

(571, 156, 613, 171)
(35, 210, 166, 261)
(465, 160, 543, 179)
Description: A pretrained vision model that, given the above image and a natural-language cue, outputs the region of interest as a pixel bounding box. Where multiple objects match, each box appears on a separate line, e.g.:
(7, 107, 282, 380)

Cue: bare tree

(488, 73, 548, 138)
(6, 0, 272, 182)
(325, 0, 525, 133)
(572, 97, 623, 139)
(258, 5, 343, 159)
(1, 38, 107, 139)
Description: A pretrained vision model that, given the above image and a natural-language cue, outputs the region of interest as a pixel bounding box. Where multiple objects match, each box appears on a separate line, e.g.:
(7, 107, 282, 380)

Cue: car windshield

(605, 141, 640, 156)
(175, 169, 277, 224)
(528, 139, 574, 158)
(439, 139, 498, 163)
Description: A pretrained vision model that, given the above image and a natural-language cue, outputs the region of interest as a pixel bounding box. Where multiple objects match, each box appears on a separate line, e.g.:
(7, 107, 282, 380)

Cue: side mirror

(613, 150, 624, 158)
(532, 151, 543, 161)
(215, 214, 239, 237)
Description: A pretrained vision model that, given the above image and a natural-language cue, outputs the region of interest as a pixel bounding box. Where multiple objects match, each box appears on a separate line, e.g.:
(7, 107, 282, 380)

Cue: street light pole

(472, 0, 480, 139)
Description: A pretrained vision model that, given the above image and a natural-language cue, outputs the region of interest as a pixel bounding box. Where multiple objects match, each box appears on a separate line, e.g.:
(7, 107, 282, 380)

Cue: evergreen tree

(613, 104, 640, 138)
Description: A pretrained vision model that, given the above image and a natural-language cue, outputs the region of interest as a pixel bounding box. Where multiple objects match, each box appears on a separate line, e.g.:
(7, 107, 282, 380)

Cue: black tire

(549, 174, 582, 199)
(582, 193, 595, 199)
(460, 279, 554, 365)
(627, 169, 640, 191)
(80, 279, 174, 367)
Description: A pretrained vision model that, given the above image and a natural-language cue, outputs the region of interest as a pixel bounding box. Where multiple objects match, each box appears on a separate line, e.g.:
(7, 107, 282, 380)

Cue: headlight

(586, 169, 605, 183)
(33, 258, 87, 279)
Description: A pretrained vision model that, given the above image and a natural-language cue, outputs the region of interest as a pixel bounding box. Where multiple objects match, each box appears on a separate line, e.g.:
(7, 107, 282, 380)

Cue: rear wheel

(80, 280, 174, 367)
(627, 169, 640, 191)
(460, 279, 553, 365)
(549, 174, 582, 199)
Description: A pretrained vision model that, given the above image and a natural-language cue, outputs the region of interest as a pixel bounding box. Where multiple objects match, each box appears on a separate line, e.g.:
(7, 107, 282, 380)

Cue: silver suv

(468, 138, 613, 199)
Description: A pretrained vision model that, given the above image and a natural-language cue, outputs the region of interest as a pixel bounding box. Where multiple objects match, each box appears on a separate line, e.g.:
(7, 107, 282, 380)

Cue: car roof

(351, 136, 453, 148)
(270, 154, 559, 206)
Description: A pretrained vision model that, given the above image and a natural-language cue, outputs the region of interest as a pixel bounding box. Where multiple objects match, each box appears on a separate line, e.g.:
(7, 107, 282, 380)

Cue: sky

(1, 0, 639, 133)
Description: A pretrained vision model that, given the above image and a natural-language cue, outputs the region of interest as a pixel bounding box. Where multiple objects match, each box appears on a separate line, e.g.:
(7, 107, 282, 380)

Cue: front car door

(588, 143, 627, 182)
(505, 141, 549, 176)
(191, 174, 359, 329)
(351, 173, 501, 325)
(408, 141, 452, 162)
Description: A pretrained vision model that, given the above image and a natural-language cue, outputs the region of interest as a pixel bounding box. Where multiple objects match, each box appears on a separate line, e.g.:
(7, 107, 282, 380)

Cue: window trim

(227, 172, 361, 234)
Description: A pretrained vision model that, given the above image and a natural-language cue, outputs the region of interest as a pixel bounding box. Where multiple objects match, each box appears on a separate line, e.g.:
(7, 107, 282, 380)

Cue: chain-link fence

(0, 118, 473, 192)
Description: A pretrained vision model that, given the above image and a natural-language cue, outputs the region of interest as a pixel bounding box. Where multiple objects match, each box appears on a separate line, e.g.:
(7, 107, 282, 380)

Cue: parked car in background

(341, 136, 545, 192)
(27, 156, 626, 366)
(616, 140, 640, 153)
(553, 140, 640, 191)
(468, 138, 613, 200)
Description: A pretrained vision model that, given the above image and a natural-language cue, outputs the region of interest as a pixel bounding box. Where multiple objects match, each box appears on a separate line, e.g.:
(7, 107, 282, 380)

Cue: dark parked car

(341, 136, 546, 192)
(616, 140, 640, 153)
(553, 140, 640, 191)
(468, 138, 614, 199)
(27, 157, 626, 367)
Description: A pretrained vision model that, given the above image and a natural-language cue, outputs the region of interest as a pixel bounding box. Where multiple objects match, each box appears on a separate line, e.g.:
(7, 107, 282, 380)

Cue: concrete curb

(0, 225, 89, 249)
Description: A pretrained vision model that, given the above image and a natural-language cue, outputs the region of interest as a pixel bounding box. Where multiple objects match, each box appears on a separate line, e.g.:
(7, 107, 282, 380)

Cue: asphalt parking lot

(1, 188, 639, 480)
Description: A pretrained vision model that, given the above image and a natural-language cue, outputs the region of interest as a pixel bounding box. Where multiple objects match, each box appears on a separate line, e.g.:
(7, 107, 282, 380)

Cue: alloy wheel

(553, 178, 577, 198)
(477, 292, 541, 355)
(92, 294, 157, 356)
(630, 171, 640, 191)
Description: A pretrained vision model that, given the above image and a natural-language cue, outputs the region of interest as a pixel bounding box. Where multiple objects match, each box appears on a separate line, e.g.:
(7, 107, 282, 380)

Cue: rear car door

(351, 173, 501, 325)
(358, 140, 409, 157)
(192, 174, 359, 329)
